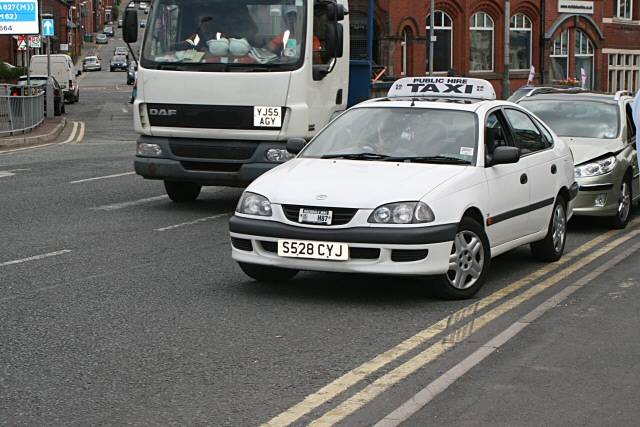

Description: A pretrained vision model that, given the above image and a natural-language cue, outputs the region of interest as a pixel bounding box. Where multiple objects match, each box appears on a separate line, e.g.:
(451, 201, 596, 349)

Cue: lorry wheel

(164, 181, 202, 203)
(238, 262, 298, 283)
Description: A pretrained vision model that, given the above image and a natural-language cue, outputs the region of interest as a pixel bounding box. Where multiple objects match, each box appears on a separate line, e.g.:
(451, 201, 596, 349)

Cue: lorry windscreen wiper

(321, 152, 390, 160)
(384, 155, 471, 164)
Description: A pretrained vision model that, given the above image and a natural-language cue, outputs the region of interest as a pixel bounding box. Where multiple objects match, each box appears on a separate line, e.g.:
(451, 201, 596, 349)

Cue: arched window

(550, 30, 569, 81)
(401, 27, 413, 76)
(469, 12, 494, 71)
(575, 30, 594, 88)
(426, 10, 453, 72)
(509, 14, 532, 70)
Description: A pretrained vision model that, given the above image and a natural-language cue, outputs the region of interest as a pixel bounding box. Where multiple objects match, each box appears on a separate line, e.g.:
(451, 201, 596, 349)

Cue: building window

(469, 12, 494, 72)
(509, 14, 532, 70)
(550, 30, 569, 81)
(608, 52, 640, 93)
(615, 0, 633, 19)
(574, 30, 594, 89)
(426, 10, 453, 72)
(401, 27, 412, 76)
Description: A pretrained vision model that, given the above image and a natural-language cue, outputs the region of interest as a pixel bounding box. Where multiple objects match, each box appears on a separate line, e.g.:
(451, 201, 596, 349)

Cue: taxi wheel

(611, 176, 632, 229)
(164, 181, 202, 203)
(531, 197, 567, 262)
(434, 217, 490, 300)
(238, 262, 298, 283)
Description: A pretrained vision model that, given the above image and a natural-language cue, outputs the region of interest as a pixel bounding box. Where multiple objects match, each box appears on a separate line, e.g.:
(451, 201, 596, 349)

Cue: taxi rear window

(302, 107, 478, 163)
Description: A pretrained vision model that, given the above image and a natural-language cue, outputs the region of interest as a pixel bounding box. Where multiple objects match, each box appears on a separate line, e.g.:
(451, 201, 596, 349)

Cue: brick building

(355, 0, 640, 96)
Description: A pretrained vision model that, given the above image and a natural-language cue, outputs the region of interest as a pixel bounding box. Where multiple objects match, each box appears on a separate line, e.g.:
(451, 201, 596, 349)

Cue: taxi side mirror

(286, 138, 306, 155)
(488, 146, 520, 166)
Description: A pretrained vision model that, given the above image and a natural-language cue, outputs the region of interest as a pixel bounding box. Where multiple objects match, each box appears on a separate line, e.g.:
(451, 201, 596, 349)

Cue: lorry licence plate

(254, 106, 282, 128)
(299, 208, 332, 225)
(277, 239, 349, 261)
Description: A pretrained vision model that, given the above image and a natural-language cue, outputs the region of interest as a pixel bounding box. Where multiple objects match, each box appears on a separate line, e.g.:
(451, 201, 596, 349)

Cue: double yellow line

(264, 219, 640, 427)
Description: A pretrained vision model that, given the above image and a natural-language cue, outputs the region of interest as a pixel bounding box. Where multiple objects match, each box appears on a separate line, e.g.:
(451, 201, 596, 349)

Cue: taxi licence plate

(299, 209, 332, 225)
(277, 239, 349, 261)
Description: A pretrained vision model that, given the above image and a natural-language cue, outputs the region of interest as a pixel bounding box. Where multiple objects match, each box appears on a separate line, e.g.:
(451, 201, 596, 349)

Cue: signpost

(41, 12, 53, 118)
(0, 0, 40, 35)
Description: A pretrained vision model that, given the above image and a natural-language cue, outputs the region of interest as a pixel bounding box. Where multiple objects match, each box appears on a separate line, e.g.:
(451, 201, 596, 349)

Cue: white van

(29, 54, 80, 103)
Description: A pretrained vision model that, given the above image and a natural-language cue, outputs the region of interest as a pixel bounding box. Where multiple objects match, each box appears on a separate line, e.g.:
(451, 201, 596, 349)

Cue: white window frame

(469, 11, 495, 72)
(615, 0, 633, 20)
(550, 29, 569, 79)
(401, 28, 409, 76)
(607, 51, 640, 93)
(426, 10, 453, 73)
(509, 13, 532, 71)
(575, 30, 594, 88)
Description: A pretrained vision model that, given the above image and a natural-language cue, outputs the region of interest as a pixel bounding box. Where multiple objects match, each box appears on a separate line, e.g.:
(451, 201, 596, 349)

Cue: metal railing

(0, 84, 45, 136)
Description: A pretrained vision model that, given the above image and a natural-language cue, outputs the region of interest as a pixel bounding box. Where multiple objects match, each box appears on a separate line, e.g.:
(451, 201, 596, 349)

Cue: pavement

(1, 23, 640, 427)
(0, 117, 66, 150)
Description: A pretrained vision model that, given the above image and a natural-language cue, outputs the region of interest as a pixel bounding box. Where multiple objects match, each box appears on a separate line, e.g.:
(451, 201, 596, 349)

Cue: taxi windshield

(519, 100, 620, 139)
(300, 107, 478, 164)
(141, 0, 306, 71)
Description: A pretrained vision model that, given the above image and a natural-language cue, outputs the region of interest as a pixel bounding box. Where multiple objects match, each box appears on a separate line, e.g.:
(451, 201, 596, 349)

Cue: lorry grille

(281, 205, 358, 226)
(147, 104, 284, 130)
(170, 140, 257, 160)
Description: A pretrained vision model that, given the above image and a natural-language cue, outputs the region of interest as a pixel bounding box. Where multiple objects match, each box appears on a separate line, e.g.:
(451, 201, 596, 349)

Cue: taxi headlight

(368, 202, 435, 224)
(575, 156, 616, 178)
(236, 192, 272, 217)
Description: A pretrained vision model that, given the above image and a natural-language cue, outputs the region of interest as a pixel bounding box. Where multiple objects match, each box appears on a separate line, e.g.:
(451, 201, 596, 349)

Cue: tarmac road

(1, 31, 640, 427)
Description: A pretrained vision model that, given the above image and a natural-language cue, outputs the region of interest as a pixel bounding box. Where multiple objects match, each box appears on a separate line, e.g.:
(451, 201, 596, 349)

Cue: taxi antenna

(411, 98, 417, 107)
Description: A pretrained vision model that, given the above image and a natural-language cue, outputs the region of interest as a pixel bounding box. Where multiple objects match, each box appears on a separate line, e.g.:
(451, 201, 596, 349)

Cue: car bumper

(134, 136, 292, 187)
(573, 174, 622, 217)
(84, 66, 101, 71)
(229, 216, 457, 275)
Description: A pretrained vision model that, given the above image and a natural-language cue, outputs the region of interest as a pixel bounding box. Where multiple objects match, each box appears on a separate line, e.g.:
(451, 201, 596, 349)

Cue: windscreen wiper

(385, 155, 471, 164)
(321, 152, 390, 160)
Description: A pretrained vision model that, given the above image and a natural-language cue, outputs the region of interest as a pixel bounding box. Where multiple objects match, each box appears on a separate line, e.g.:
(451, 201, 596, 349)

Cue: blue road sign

(42, 18, 54, 36)
(0, 0, 40, 35)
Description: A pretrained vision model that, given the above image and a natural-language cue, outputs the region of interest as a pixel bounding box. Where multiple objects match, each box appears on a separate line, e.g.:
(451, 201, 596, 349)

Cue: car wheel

(238, 262, 298, 283)
(54, 101, 61, 116)
(164, 181, 202, 203)
(433, 217, 490, 300)
(530, 196, 567, 262)
(611, 176, 632, 229)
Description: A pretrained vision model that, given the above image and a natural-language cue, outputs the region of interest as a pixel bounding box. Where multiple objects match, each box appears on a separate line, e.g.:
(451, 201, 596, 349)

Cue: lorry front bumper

(134, 135, 289, 187)
(229, 216, 457, 276)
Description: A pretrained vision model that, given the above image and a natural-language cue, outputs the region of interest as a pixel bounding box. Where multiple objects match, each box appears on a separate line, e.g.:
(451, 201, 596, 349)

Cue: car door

(483, 109, 531, 247)
(503, 108, 557, 236)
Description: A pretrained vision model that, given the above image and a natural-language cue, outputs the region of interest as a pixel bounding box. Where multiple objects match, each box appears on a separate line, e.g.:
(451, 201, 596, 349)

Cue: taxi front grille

(281, 205, 358, 226)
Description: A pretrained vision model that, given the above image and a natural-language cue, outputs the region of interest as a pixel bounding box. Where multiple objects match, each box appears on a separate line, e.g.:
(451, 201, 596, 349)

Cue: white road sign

(0, 0, 40, 35)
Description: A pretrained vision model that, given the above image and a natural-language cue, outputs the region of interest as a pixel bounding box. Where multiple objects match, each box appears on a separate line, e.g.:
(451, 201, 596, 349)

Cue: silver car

(518, 90, 639, 228)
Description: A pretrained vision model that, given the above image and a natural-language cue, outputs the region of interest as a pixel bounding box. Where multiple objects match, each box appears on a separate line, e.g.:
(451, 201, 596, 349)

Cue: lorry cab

(123, 0, 349, 202)
(29, 54, 80, 103)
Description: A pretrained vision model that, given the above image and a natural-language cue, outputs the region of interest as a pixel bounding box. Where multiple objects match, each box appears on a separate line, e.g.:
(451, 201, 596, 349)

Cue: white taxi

(229, 77, 577, 299)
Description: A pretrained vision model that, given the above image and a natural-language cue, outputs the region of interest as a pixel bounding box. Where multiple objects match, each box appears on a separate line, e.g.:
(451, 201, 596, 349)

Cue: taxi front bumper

(229, 216, 457, 275)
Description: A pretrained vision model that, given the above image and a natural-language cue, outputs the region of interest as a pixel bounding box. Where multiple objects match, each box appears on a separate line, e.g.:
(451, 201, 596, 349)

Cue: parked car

(96, 33, 109, 44)
(82, 55, 102, 72)
(16, 75, 65, 116)
(118, 19, 123, 28)
(139, 2, 147, 10)
(114, 47, 129, 59)
(29, 54, 79, 103)
(110, 55, 128, 72)
(140, 19, 146, 28)
(517, 89, 639, 228)
(127, 62, 137, 85)
(103, 26, 114, 37)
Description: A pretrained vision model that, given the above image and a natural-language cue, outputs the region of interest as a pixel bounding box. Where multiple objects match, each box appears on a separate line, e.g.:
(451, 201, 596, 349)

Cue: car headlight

(236, 192, 272, 217)
(575, 156, 616, 178)
(368, 202, 435, 224)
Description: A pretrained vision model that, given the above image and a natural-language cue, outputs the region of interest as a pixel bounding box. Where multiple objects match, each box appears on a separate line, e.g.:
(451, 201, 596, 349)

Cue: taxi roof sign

(388, 77, 497, 101)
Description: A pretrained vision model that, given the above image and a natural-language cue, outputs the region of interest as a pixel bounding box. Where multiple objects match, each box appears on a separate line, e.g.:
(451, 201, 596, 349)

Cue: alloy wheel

(618, 180, 631, 223)
(447, 230, 485, 290)
(552, 202, 566, 253)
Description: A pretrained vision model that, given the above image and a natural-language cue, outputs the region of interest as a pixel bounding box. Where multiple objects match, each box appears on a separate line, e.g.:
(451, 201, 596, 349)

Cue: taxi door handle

(551, 164, 557, 174)
(520, 173, 528, 184)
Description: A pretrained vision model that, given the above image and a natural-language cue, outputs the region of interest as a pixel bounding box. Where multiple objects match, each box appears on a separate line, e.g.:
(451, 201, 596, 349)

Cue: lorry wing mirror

(123, 9, 138, 43)
(313, 64, 331, 81)
(286, 138, 307, 155)
(326, 3, 346, 21)
(335, 24, 344, 58)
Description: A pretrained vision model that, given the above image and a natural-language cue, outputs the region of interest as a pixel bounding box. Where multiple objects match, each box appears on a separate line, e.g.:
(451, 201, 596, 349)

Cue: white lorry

(123, 0, 349, 202)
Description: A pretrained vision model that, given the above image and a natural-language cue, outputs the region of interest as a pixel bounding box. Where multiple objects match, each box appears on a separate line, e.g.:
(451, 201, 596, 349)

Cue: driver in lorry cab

(177, 15, 219, 51)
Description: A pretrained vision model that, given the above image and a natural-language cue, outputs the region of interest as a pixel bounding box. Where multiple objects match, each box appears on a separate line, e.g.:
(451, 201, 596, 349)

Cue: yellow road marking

(73, 121, 85, 143)
(309, 227, 640, 426)
(263, 220, 638, 427)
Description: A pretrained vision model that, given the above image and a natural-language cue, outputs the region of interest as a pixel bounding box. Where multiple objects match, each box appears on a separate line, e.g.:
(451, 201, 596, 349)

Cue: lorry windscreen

(141, 0, 307, 72)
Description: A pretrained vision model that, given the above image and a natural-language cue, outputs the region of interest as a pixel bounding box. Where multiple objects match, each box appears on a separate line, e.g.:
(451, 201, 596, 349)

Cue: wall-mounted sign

(0, 0, 40, 35)
(558, 0, 594, 15)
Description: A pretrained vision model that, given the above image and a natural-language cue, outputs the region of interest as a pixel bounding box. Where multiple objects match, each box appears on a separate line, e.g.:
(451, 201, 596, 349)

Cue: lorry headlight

(237, 192, 272, 217)
(266, 148, 294, 162)
(575, 156, 616, 178)
(368, 202, 435, 224)
(137, 142, 163, 157)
